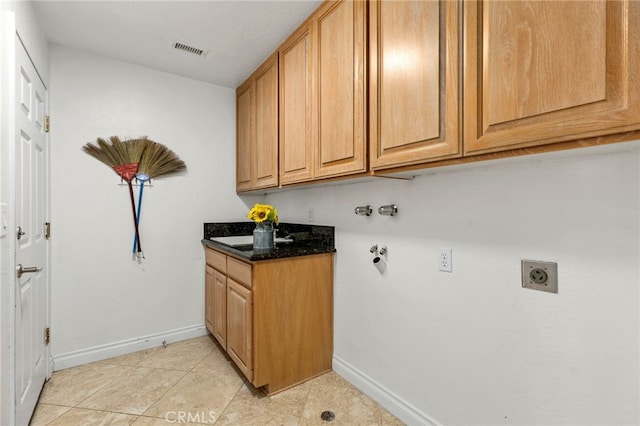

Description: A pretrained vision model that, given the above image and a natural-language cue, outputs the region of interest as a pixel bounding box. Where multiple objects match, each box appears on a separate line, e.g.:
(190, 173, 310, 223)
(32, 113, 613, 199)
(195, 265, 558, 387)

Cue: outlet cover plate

(439, 248, 452, 272)
(521, 260, 558, 293)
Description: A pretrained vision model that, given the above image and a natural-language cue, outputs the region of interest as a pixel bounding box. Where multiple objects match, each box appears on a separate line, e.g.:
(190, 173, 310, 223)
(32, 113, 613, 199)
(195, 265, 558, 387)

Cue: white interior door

(14, 35, 48, 426)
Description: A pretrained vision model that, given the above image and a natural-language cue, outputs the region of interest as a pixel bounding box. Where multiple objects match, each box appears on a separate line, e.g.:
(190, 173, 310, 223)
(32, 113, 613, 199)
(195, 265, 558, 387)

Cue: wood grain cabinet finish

(238, 0, 640, 188)
(463, 0, 640, 155)
(206, 249, 227, 348)
(369, 0, 460, 169)
(279, 23, 315, 184)
(314, 0, 367, 178)
(204, 246, 334, 395)
(236, 53, 279, 192)
(235, 81, 252, 191)
(226, 278, 253, 382)
(253, 56, 279, 188)
(279, 0, 366, 184)
(204, 265, 215, 335)
(212, 269, 227, 349)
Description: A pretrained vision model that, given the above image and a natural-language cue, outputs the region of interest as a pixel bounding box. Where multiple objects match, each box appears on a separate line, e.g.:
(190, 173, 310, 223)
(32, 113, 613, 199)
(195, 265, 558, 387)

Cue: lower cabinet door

(212, 269, 227, 349)
(205, 266, 215, 334)
(227, 278, 253, 382)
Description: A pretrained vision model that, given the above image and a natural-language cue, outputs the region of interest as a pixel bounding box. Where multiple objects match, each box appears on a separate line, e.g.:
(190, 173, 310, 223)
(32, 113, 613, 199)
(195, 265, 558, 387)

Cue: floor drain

(320, 411, 335, 422)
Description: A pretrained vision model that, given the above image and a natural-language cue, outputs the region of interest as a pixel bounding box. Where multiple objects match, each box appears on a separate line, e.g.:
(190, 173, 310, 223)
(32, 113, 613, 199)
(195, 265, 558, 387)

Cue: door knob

(16, 264, 40, 278)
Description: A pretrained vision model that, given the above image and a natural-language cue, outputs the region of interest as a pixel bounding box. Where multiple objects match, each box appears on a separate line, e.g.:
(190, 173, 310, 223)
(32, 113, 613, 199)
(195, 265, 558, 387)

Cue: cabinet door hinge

(44, 115, 50, 133)
(44, 222, 51, 239)
(44, 327, 50, 345)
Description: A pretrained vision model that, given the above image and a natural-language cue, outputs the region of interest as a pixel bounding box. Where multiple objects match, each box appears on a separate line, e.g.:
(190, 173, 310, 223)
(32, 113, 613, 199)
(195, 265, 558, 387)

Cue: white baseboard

(332, 355, 440, 426)
(52, 324, 208, 371)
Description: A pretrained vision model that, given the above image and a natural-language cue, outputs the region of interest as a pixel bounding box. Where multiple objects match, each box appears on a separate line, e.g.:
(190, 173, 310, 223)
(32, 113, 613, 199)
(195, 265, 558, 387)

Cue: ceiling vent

(172, 41, 208, 57)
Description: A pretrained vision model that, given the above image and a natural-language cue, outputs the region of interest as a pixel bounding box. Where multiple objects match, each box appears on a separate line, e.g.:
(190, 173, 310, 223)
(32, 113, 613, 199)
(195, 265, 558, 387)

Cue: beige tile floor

(31, 335, 404, 425)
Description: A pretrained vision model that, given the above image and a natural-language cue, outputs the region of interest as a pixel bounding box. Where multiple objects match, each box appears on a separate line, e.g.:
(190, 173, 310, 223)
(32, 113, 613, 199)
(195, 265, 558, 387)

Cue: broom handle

(127, 181, 142, 253)
(133, 181, 145, 252)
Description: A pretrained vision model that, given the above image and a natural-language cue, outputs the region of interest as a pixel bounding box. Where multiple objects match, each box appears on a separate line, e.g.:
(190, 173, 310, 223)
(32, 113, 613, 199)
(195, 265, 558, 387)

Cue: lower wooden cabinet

(226, 278, 253, 382)
(204, 265, 215, 334)
(204, 246, 334, 395)
(212, 269, 227, 349)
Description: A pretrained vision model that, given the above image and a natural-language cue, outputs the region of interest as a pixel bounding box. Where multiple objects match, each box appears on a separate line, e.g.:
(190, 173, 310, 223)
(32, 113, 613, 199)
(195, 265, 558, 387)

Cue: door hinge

(44, 327, 50, 345)
(44, 115, 50, 133)
(44, 222, 51, 239)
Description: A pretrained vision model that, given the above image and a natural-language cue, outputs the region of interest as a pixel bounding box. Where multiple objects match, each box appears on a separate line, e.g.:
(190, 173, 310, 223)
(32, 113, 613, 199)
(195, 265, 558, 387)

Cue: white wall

(266, 144, 640, 425)
(42, 36, 640, 426)
(49, 45, 256, 366)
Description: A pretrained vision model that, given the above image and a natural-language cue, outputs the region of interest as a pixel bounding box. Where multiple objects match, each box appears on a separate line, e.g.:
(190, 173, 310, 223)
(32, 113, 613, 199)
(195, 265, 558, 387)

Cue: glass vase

(253, 221, 274, 250)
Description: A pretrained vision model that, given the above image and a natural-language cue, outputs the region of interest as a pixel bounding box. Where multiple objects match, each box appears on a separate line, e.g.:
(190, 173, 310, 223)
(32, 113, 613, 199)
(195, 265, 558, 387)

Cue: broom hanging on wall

(132, 140, 186, 252)
(82, 136, 150, 256)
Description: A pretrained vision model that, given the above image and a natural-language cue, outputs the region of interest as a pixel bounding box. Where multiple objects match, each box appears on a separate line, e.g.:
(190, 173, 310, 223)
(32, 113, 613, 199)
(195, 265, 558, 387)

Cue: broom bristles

(137, 140, 186, 179)
(83, 137, 121, 168)
(83, 136, 150, 168)
(83, 136, 185, 180)
(112, 136, 151, 165)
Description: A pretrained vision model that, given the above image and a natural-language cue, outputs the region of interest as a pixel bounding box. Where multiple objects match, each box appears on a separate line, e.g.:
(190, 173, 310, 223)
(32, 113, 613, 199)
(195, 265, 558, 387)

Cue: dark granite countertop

(202, 222, 335, 261)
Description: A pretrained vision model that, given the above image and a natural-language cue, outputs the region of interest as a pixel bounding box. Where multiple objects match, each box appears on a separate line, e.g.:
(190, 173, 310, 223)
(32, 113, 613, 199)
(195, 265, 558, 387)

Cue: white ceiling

(31, 0, 321, 88)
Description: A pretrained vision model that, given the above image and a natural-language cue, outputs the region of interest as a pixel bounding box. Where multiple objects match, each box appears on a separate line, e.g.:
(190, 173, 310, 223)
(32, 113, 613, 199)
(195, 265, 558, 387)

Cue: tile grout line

(32, 402, 73, 426)
(139, 368, 191, 419)
(46, 343, 252, 424)
(137, 341, 217, 420)
(61, 340, 202, 420)
(143, 341, 236, 424)
(62, 364, 134, 410)
(296, 372, 318, 426)
(37, 338, 405, 425)
(212, 379, 249, 424)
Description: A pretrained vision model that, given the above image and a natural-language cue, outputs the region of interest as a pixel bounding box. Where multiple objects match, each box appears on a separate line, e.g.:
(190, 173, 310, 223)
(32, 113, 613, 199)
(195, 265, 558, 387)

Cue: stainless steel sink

(209, 235, 253, 246)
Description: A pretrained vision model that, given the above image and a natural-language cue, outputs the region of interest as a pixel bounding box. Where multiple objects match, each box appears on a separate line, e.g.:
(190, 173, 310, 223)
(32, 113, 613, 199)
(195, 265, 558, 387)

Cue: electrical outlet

(439, 248, 452, 272)
(307, 207, 314, 222)
(522, 260, 558, 293)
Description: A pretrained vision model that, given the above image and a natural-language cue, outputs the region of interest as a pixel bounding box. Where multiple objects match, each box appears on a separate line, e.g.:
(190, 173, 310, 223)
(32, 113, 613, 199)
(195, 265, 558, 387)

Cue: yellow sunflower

(247, 203, 279, 225)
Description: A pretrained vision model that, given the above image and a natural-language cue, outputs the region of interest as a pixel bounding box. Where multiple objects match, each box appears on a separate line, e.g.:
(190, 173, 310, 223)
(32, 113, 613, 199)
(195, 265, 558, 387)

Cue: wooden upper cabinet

(236, 81, 252, 192)
(237, 0, 640, 189)
(464, 0, 640, 155)
(314, 0, 367, 178)
(370, 0, 460, 170)
(279, 23, 314, 184)
(253, 55, 279, 189)
(236, 53, 279, 192)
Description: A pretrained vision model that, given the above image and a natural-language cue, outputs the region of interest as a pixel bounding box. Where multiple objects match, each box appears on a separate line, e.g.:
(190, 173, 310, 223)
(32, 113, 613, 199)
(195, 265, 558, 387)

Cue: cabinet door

(279, 23, 315, 184)
(464, 0, 640, 154)
(314, 0, 367, 178)
(236, 80, 253, 191)
(212, 270, 227, 349)
(253, 53, 279, 189)
(227, 278, 253, 382)
(370, 0, 460, 169)
(205, 265, 215, 335)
